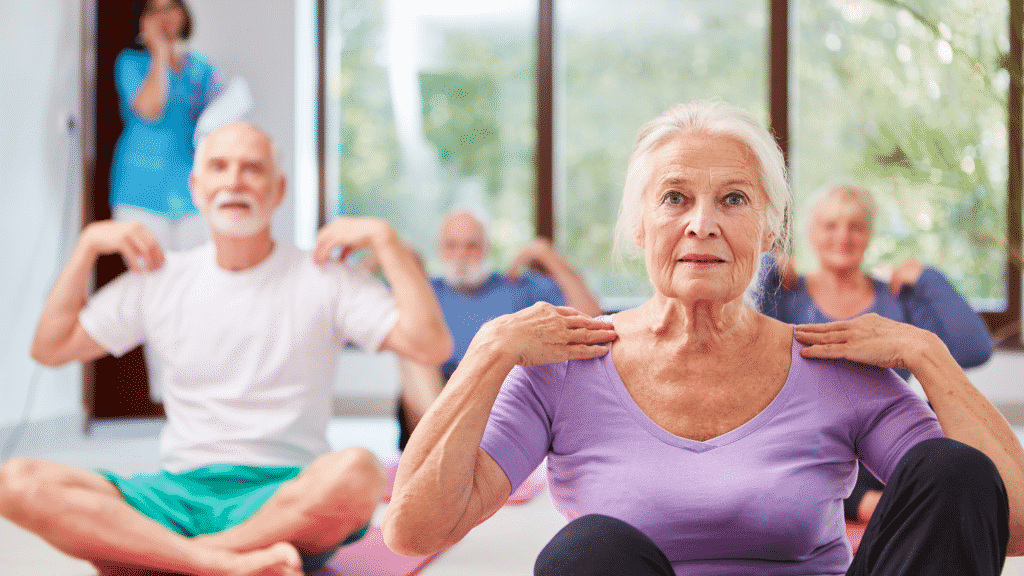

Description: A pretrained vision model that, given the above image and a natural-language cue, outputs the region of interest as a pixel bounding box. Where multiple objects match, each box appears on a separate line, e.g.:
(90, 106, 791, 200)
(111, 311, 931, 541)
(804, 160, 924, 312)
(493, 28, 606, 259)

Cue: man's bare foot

(229, 542, 303, 576)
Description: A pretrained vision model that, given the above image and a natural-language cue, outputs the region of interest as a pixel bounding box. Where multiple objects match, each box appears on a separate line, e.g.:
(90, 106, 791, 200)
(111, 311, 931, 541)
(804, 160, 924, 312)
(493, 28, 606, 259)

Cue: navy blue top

(432, 272, 565, 379)
(758, 254, 993, 379)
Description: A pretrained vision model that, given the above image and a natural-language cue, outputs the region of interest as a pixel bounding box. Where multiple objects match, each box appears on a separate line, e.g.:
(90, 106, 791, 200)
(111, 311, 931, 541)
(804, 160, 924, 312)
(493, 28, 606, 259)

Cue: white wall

(0, 0, 84, 427)
(188, 0, 301, 245)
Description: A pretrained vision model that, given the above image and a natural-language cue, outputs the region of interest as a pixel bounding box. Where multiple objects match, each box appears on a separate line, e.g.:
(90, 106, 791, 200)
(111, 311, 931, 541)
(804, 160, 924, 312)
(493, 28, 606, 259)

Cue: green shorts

(98, 464, 368, 573)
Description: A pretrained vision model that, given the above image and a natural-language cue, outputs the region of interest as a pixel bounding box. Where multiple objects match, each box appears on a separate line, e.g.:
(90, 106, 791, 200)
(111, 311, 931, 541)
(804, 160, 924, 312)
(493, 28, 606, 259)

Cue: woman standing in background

(111, 0, 221, 252)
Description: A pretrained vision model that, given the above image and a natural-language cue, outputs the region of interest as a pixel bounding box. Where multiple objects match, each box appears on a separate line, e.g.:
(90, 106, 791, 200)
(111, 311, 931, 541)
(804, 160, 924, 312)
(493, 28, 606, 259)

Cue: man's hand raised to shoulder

(314, 217, 453, 366)
(31, 220, 164, 367)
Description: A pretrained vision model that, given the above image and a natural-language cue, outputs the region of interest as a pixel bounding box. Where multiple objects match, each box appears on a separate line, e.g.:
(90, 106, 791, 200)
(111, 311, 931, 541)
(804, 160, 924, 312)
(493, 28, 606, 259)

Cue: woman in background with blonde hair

(759, 178, 994, 523)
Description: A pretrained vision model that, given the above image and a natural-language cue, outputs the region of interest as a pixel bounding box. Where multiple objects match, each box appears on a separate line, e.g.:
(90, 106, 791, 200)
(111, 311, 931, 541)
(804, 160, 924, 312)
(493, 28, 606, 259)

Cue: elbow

(381, 507, 448, 558)
(427, 329, 454, 365)
(30, 344, 62, 368)
(415, 324, 453, 366)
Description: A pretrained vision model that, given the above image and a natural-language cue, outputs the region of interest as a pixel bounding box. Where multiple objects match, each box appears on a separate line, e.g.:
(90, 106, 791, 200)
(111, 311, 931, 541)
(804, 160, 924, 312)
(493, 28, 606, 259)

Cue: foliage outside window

(327, 0, 1016, 319)
(791, 0, 1010, 311)
(326, 0, 536, 273)
(554, 0, 768, 309)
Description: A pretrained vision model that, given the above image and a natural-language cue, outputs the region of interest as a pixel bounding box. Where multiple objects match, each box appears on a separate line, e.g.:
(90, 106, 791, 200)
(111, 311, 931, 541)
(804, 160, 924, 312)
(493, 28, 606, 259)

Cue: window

(324, 0, 537, 272)
(554, 0, 768, 309)
(791, 0, 1011, 311)
(321, 0, 1022, 341)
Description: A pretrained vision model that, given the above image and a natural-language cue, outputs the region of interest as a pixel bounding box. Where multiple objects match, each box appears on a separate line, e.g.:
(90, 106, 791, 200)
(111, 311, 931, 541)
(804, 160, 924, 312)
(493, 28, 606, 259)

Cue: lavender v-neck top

(480, 329, 943, 575)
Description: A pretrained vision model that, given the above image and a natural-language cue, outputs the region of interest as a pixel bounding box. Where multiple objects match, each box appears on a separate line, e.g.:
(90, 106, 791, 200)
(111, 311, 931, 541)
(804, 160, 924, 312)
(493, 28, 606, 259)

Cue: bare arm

(795, 314, 1024, 555)
(314, 217, 452, 365)
(398, 358, 445, 431)
(507, 237, 602, 316)
(129, 16, 173, 121)
(31, 220, 165, 366)
(382, 304, 616, 556)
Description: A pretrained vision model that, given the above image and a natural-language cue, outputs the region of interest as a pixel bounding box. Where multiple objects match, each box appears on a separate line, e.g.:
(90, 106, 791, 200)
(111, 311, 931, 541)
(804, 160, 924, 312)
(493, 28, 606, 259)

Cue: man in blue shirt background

(396, 209, 602, 449)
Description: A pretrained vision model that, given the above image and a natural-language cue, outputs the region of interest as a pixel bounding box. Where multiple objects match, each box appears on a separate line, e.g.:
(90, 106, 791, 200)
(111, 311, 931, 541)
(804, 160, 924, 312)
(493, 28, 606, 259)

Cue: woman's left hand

(794, 313, 931, 370)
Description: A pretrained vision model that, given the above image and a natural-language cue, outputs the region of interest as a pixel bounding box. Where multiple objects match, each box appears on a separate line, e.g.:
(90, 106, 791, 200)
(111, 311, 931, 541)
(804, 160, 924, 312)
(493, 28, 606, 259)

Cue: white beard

(204, 191, 272, 238)
(442, 259, 491, 292)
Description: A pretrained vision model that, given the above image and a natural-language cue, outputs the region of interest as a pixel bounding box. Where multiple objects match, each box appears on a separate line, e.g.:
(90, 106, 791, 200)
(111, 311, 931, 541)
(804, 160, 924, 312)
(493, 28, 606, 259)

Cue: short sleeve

(845, 363, 945, 483)
(114, 51, 147, 111)
(332, 262, 400, 352)
(525, 272, 566, 307)
(78, 272, 147, 357)
(480, 363, 562, 491)
(196, 55, 224, 109)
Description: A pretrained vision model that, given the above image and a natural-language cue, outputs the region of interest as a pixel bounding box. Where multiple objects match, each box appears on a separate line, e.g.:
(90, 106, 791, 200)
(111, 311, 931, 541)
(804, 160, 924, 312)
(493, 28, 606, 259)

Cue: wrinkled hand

(794, 313, 929, 370)
(84, 220, 164, 272)
(888, 260, 925, 297)
(314, 217, 394, 265)
(506, 237, 555, 281)
(476, 302, 616, 367)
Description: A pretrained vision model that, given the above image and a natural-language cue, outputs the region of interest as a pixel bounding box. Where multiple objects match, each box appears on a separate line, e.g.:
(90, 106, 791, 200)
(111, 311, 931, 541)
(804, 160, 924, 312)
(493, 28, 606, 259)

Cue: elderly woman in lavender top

(382, 101, 1024, 575)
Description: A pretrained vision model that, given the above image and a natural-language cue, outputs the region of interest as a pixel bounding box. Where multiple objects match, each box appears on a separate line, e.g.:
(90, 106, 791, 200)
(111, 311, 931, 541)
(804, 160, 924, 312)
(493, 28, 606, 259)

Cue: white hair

(612, 101, 791, 261)
(807, 177, 876, 232)
(192, 121, 283, 177)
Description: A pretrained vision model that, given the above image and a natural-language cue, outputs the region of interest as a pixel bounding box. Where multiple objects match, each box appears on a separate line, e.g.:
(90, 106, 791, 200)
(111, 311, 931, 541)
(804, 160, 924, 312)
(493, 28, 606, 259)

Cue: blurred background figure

(394, 208, 602, 450)
(111, 0, 222, 402)
(111, 0, 221, 250)
(758, 178, 994, 524)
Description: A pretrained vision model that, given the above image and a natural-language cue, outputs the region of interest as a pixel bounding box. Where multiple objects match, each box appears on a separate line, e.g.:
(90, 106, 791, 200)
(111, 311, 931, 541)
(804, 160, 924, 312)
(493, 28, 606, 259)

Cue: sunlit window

(325, 0, 536, 272)
(790, 0, 1010, 310)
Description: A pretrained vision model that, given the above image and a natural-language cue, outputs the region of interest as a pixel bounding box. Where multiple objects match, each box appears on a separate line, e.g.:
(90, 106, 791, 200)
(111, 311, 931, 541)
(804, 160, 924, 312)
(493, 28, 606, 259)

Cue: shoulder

(185, 51, 218, 72)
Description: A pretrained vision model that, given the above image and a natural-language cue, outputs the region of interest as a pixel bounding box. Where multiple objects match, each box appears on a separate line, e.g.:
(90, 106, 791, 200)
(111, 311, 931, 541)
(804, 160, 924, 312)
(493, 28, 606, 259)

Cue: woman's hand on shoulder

(794, 313, 938, 370)
(888, 259, 926, 297)
(474, 303, 617, 367)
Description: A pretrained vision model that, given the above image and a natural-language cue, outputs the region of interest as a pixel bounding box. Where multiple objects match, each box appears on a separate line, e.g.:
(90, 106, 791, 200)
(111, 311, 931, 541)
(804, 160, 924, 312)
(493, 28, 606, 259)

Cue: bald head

(190, 121, 286, 239)
(194, 121, 282, 177)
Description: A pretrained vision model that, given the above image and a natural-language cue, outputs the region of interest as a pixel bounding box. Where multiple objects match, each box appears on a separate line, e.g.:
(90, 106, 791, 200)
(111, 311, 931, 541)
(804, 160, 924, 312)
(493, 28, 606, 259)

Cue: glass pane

(326, 0, 536, 270)
(792, 0, 1009, 310)
(555, 0, 770, 310)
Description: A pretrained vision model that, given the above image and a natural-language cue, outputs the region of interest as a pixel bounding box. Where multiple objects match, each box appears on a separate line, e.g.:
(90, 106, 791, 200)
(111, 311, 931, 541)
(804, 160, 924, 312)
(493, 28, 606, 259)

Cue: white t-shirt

(79, 243, 399, 472)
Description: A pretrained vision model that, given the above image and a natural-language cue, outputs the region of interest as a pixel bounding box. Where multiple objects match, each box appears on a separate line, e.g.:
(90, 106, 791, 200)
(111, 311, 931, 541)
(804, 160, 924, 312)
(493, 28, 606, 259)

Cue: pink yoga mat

(316, 526, 441, 576)
(319, 454, 549, 575)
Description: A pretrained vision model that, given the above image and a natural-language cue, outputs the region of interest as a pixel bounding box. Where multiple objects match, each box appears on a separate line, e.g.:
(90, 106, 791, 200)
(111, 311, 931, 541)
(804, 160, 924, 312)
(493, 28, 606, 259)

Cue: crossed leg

(0, 456, 303, 575)
(0, 451, 384, 576)
(193, 447, 386, 557)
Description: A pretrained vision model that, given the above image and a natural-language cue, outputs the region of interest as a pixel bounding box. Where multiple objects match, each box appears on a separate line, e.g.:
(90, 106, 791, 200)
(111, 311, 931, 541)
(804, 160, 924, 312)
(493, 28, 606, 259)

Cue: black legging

(535, 438, 1009, 576)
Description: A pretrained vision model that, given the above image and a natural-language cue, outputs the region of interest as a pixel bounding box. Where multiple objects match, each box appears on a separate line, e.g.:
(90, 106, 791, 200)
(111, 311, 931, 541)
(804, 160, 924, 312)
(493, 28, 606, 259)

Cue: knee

(536, 514, 668, 576)
(302, 448, 385, 510)
(903, 438, 1005, 502)
(0, 458, 47, 519)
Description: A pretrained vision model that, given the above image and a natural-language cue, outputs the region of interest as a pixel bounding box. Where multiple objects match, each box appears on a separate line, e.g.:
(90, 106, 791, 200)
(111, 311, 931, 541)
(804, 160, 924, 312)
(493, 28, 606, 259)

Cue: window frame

(316, 0, 1023, 347)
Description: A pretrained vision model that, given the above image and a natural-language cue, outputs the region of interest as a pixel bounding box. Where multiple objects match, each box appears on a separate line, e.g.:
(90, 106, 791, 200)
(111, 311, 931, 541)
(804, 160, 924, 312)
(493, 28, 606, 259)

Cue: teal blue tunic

(111, 49, 221, 215)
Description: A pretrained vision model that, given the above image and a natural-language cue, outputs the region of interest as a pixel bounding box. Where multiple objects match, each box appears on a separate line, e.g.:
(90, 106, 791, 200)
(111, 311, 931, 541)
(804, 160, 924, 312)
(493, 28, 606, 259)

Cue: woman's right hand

(473, 302, 617, 368)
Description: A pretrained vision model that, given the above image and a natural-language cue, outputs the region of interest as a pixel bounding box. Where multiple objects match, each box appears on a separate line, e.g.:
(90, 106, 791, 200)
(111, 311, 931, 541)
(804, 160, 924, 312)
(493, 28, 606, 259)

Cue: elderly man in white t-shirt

(0, 121, 452, 576)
